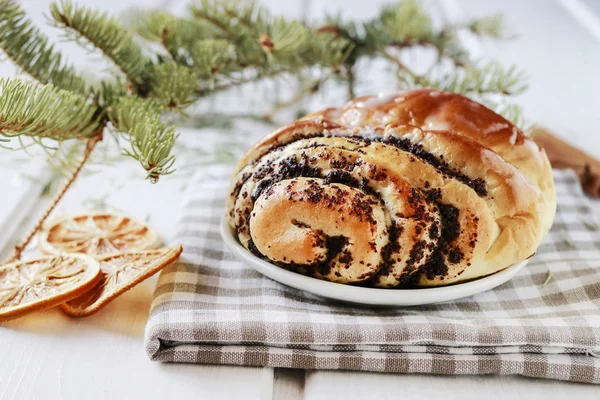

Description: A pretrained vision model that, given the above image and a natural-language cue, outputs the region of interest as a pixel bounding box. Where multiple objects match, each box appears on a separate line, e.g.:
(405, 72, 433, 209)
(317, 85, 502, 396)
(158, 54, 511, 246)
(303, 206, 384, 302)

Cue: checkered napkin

(145, 167, 600, 384)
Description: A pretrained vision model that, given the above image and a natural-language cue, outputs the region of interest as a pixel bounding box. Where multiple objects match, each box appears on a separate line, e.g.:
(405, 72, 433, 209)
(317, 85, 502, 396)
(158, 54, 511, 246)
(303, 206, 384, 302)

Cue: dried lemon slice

(39, 212, 161, 257)
(60, 245, 182, 317)
(0, 254, 101, 322)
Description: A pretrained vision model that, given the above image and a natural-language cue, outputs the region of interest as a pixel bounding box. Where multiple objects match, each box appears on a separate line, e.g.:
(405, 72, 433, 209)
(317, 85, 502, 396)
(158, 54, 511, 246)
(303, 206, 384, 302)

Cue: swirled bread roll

(227, 89, 556, 287)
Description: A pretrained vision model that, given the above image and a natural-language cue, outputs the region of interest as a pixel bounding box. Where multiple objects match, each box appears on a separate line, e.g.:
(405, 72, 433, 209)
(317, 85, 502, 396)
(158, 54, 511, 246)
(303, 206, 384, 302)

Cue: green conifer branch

(108, 97, 177, 180)
(0, 79, 99, 141)
(189, 1, 352, 70)
(367, 0, 433, 47)
(418, 61, 528, 96)
(189, 39, 235, 79)
(146, 63, 200, 109)
(0, 0, 531, 184)
(129, 9, 222, 64)
(318, 0, 526, 118)
(0, 0, 87, 94)
(130, 10, 179, 44)
(190, 0, 247, 39)
(467, 13, 509, 38)
(49, 0, 149, 89)
(219, 0, 269, 35)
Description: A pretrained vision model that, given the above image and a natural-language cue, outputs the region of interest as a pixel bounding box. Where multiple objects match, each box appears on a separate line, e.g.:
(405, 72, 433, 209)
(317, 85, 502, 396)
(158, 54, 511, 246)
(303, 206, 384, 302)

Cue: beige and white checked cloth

(145, 167, 600, 384)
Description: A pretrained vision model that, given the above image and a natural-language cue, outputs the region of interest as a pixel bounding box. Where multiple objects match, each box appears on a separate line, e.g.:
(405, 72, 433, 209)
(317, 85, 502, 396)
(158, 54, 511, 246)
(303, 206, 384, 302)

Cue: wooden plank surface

(1, 0, 600, 399)
(0, 1, 276, 399)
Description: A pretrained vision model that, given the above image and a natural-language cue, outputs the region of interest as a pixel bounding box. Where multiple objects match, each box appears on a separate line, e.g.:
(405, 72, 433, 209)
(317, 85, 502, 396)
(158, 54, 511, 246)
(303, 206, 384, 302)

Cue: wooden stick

(529, 127, 600, 198)
(4, 135, 101, 264)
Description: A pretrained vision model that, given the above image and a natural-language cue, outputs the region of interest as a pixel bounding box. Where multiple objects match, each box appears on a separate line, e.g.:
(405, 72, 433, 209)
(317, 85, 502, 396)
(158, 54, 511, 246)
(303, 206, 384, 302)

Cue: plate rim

(220, 217, 529, 306)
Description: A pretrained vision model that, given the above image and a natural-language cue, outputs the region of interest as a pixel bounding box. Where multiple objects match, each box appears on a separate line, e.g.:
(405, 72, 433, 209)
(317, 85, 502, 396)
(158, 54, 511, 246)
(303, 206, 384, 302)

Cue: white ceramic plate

(220, 218, 528, 306)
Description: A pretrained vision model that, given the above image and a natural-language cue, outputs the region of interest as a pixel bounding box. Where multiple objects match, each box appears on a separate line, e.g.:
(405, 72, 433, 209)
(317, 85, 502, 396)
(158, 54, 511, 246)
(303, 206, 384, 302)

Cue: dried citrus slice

(39, 212, 161, 257)
(0, 254, 101, 322)
(60, 245, 182, 317)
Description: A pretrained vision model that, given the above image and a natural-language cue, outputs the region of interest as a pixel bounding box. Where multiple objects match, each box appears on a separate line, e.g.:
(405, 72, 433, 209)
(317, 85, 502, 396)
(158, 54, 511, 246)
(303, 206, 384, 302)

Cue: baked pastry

(227, 89, 556, 287)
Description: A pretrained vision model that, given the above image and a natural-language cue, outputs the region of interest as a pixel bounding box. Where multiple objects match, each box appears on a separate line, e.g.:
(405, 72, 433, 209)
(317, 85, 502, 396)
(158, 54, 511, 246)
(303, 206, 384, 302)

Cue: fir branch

(147, 63, 200, 109)
(49, 0, 149, 89)
(129, 9, 174, 43)
(0, 0, 87, 94)
(46, 139, 88, 178)
(0, 79, 99, 140)
(264, 18, 309, 63)
(414, 61, 528, 96)
(190, 0, 352, 71)
(130, 9, 222, 64)
(220, 0, 270, 35)
(0, 0, 530, 183)
(368, 0, 433, 47)
(542, 270, 552, 287)
(108, 97, 177, 181)
(311, 33, 354, 70)
(467, 13, 510, 38)
(190, 39, 236, 78)
(92, 79, 129, 110)
(579, 217, 598, 231)
(322, 0, 522, 99)
(190, 0, 261, 40)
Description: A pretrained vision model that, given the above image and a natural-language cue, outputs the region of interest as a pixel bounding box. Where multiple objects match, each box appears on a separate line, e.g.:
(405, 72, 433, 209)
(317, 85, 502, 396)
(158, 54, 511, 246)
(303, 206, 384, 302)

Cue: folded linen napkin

(145, 167, 600, 384)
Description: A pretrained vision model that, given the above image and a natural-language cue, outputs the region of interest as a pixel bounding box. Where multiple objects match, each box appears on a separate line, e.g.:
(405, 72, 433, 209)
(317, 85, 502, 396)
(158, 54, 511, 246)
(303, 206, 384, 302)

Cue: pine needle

(467, 13, 511, 39)
(108, 97, 177, 181)
(0, 0, 87, 94)
(49, 0, 149, 88)
(190, 0, 352, 73)
(579, 217, 598, 231)
(147, 63, 200, 109)
(422, 61, 528, 96)
(542, 270, 552, 287)
(370, 0, 433, 45)
(0, 79, 99, 140)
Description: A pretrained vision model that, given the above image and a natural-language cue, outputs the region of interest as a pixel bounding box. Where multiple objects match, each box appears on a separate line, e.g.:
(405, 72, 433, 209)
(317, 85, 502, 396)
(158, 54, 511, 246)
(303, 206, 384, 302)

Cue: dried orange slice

(39, 212, 161, 257)
(0, 254, 101, 322)
(60, 245, 182, 317)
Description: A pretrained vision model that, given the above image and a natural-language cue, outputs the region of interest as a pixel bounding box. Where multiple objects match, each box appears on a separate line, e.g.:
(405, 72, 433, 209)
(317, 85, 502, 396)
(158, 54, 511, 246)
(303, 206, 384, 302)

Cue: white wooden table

(1, 1, 600, 399)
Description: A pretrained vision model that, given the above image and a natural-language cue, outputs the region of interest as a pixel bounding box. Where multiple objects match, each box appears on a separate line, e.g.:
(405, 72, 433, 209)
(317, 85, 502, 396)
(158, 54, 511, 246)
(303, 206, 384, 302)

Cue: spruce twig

(49, 0, 149, 90)
(0, 1, 87, 94)
(0, 0, 530, 178)
(542, 270, 552, 287)
(109, 97, 177, 181)
(0, 79, 99, 141)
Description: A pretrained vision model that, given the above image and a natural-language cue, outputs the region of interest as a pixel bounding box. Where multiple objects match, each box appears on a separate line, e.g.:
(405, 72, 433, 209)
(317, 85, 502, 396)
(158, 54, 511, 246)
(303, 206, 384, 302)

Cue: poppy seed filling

(234, 131, 476, 287)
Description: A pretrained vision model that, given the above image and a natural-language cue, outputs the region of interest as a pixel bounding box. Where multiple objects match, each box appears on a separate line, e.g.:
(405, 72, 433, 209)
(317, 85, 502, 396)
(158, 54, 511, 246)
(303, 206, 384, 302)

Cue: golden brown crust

(227, 89, 556, 287)
(235, 119, 342, 173)
(305, 90, 556, 233)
